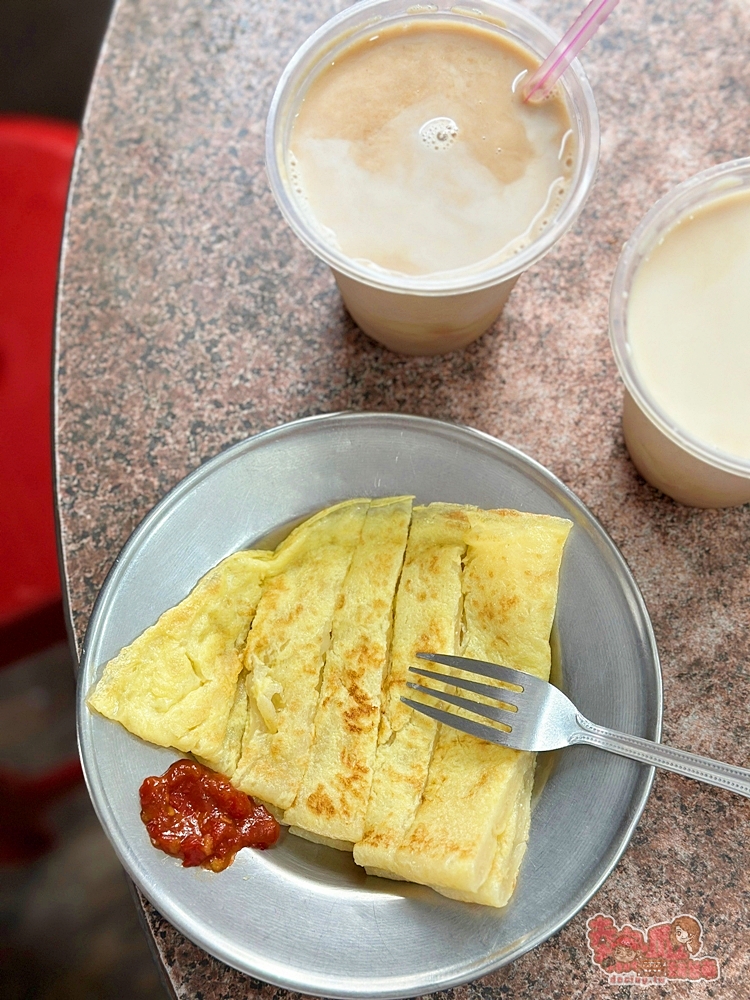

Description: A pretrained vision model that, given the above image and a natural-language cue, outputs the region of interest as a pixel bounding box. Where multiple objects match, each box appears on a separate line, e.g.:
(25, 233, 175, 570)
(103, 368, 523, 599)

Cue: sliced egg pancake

(387, 508, 571, 897)
(231, 499, 370, 810)
(88, 497, 572, 909)
(284, 496, 413, 844)
(353, 503, 471, 875)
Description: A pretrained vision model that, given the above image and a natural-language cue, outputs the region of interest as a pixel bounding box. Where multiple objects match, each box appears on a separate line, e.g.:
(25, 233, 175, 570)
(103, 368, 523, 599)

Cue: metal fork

(402, 653, 750, 799)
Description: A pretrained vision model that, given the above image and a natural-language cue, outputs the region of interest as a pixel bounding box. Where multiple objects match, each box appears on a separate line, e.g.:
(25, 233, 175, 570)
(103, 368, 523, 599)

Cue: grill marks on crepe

(353, 503, 470, 874)
(284, 497, 412, 846)
(231, 500, 371, 810)
(87, 499, 571, 909)
(388, 509, 571, 905)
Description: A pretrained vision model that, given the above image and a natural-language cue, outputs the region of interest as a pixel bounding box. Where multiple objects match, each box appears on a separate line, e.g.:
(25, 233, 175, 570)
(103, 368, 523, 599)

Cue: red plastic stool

(0, 115, 83, 863)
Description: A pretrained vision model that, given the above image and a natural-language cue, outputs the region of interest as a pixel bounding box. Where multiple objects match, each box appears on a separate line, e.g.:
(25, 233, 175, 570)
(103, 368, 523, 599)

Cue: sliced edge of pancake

(284, 496, 413, 843)
(375, 508, 571, 894)
(353, 503, 471, 874)
(231, 499, 371, 810)
(432, 753, 536, 907)
(197, 671, 248, 777)
(287, 826, 354, 853)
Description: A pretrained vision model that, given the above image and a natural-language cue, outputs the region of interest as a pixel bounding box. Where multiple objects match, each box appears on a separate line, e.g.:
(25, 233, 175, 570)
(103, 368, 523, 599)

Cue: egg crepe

(88, 496, 572, 910)
(231, 499, 370, 810)
(353, 504, 471, 875)
(386, 509, 571, 900)
(86, 549, 273, 769)
(284, 496, 412, 846)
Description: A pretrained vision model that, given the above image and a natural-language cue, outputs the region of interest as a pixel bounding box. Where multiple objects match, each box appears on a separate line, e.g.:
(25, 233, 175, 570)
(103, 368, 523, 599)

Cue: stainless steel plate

(77, 412, 661, 999)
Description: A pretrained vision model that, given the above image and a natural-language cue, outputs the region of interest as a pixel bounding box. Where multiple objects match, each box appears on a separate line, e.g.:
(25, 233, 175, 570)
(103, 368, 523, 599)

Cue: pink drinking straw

(522, 0, 620, 103)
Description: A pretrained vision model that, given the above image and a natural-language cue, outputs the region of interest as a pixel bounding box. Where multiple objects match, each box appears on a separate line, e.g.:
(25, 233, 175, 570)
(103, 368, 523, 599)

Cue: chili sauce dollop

(139, 759, 280, 871)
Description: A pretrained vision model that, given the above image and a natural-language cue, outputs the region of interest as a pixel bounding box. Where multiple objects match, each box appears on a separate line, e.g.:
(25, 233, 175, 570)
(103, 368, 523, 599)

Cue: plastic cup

(609, 158, 750, 508)
(265, 0, 599, 356)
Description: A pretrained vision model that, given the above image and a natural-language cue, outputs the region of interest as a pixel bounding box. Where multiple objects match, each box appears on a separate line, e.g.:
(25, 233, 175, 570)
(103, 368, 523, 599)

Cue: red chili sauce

(139, 759, 280, 871)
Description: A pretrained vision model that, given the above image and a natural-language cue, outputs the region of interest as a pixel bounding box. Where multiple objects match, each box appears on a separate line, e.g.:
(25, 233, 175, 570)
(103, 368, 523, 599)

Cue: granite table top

(55, 0, 750, 996)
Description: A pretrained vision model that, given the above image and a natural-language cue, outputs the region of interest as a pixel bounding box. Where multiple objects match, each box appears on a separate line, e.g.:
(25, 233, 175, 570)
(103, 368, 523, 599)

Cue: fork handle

(572, 715, 750, 798)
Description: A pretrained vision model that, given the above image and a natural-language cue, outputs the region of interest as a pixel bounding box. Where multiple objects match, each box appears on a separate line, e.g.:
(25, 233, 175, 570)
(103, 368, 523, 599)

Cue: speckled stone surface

(55, 0, 750, 996)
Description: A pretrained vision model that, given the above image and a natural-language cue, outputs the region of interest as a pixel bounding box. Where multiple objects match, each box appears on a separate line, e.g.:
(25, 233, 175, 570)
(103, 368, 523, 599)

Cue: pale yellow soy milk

(288, 20, 575, 279)
(627, 189, 750, 463)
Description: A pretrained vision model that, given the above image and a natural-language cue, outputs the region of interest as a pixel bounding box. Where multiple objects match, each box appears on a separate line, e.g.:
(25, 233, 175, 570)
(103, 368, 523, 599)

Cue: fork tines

(415, 651, 527, 689)
(402, 651, 526, 747)
(400, 695, 512, 747)
(408, 664, 521, 709)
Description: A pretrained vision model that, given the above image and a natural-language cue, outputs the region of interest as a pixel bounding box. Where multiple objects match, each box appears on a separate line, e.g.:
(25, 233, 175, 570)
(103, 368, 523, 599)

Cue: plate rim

(77, 410, 662, 998)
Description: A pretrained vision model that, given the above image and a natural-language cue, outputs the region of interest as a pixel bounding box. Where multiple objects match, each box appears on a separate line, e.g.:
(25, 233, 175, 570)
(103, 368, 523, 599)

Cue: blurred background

(0, 0, 112, 121)
(1, 2, 170, 997)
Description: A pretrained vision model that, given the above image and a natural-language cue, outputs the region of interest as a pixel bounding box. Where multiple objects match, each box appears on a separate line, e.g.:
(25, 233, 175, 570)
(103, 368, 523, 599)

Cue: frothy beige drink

(289, 21, 574, 278)
(266, 0, 599, 354)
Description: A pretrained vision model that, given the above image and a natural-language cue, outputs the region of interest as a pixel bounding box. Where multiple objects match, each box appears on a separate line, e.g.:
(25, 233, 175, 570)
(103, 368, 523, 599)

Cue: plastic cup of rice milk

(609, 158, 750, 508)
(266, 0, 599, 356)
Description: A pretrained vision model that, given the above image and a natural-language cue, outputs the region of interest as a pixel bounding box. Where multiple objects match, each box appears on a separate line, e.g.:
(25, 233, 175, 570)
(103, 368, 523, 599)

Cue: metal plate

(77, 412, 661, 999)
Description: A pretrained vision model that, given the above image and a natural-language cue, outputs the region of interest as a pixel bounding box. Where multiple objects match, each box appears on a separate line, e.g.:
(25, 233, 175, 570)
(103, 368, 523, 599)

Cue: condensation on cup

(265, 0, 599, 356)
(609, 158, 750, 508)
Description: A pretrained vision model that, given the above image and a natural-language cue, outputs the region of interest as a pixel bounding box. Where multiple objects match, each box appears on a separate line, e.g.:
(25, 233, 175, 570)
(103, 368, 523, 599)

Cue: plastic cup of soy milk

(609, 158, 750, 508)
(266, 0, 599, 356)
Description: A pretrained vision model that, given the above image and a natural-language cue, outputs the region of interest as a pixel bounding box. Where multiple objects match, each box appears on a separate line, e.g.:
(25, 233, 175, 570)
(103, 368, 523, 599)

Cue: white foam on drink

(418, 117, 459, 151)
